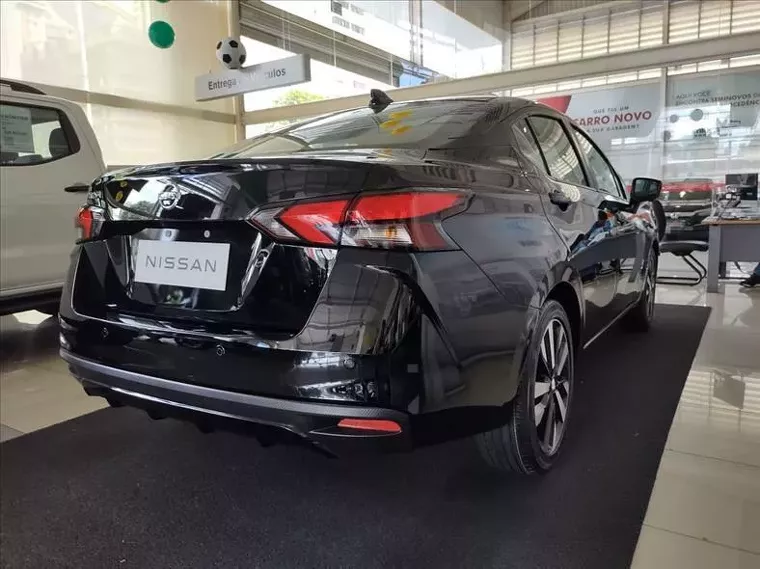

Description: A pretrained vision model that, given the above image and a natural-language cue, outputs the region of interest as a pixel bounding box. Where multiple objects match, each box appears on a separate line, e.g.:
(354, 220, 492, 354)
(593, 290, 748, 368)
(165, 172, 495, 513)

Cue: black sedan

(60, 95, 661, 474)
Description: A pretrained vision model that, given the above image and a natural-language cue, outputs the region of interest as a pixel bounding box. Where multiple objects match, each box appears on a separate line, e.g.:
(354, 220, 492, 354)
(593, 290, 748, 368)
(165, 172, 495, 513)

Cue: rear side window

(0, 103, 73, 166)
(511, 120, 545, 172)
(571, 126, 621, 195)
(527, 116, 587, 187)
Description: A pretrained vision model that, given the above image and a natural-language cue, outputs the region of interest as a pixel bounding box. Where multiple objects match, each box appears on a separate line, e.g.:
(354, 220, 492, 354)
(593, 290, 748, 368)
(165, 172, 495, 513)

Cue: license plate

(667, 220, 684, 230)
(133, 240, 230, 291)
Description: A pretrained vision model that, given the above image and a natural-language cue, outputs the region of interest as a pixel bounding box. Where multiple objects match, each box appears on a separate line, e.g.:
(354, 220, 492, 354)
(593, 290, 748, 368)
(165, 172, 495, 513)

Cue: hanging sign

(195, 55, 311, 101)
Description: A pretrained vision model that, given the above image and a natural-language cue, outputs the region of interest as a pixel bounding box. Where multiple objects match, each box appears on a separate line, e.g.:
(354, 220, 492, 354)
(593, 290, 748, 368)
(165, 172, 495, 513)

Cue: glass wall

(242, 37, 394, 117)
(668, 0, 760, 42)
(263, 0, 505, 79)
(263, 0, 412, 62)
(662, 68, 760, 186)
(419, 1, 503, 79)
(511, 0, 760, 70)
(243, 0, 760, 127)
(511, 1, 665, 70)
(237, 0, 760, 205)
(532, 66, 760, 202)
(241, 0, 508, 113)
(0, 0, 236, 165)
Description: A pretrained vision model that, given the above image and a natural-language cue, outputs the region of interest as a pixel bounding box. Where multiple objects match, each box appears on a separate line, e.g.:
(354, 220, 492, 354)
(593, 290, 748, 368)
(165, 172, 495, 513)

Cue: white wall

(0, 0, 236, 164)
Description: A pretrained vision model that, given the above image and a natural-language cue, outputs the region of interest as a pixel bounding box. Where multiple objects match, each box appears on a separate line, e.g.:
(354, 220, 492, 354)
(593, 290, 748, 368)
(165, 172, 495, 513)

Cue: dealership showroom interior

(2, 0, 760, 567)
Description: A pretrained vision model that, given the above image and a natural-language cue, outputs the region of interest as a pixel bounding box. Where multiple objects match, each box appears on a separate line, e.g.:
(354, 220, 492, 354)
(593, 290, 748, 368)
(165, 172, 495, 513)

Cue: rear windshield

(212, 100, 498, 159)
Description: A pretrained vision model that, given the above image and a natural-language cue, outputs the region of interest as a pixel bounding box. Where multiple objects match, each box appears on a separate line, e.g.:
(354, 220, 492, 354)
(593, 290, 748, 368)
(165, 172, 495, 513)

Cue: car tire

(475, 299, 574, 474)
(622, 247, 657, 333)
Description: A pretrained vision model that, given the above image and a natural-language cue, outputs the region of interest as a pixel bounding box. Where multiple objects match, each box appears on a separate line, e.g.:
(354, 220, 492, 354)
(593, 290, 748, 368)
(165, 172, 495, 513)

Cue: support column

(227, 0, 246, 141)
(502, 1, 512, 73)
(409, 0, 423, 66)
(707, 224, 721, 293)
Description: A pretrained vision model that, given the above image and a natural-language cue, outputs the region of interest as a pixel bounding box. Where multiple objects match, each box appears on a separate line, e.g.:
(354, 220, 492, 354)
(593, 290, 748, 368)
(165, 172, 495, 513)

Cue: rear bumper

(61, 349, 412, 456)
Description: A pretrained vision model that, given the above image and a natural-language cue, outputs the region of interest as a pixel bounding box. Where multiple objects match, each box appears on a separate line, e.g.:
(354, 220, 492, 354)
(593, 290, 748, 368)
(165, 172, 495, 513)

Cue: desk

(706, 219, 760, 292)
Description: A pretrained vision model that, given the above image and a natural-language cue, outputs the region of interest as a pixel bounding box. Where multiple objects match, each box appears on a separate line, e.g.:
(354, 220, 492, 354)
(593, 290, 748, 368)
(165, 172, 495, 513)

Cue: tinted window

(0, 103, 73, 166)
(572, 127, 620, 195)
(512, 120, 545, 172)
(527, 116, 587, 186)
(216, 100, 498, 158)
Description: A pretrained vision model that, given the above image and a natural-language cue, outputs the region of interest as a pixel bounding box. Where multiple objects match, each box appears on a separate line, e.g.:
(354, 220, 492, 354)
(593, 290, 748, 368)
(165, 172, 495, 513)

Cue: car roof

(0, 78, 46, 95)
(388, 95, 537, 110)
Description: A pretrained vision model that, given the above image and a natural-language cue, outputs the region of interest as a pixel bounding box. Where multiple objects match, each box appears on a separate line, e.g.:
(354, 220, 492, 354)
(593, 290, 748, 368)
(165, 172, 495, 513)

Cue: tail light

(76, 207, 93, 240)
(248, 190, 467, 250)
(75, 206, 104, 241)
(279, 199, 349, 245)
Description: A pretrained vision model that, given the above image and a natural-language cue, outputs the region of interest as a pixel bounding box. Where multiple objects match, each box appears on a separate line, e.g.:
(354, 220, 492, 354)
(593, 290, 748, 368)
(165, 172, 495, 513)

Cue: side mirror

(630, 177, 662, 203)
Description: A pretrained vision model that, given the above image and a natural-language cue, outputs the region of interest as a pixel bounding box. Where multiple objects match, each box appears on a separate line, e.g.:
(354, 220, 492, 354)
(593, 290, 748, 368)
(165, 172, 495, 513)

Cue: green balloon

(148, 20, 175, 49)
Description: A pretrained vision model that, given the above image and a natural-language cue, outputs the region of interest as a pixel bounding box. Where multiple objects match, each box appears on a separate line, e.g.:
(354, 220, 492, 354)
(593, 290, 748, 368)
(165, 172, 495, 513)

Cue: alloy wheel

(534, 318, 571, 455)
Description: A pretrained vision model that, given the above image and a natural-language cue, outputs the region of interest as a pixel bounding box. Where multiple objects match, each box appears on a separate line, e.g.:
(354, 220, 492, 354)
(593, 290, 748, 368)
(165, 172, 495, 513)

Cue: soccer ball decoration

(215, 37, 247, 69)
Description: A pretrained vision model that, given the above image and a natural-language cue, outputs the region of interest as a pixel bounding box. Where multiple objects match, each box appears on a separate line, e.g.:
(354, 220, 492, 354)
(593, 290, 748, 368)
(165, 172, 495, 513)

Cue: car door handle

(548, 190, 572, 210)
(64, 183, 90, 193)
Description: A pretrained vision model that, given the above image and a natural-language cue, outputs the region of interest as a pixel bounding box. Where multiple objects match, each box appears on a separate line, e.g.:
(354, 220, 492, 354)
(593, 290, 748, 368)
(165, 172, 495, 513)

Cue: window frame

(510, 118, 547, 174)
(0, 101, 80, 167)
(523, 113, 590, 189)
(569, 123, 626, 199)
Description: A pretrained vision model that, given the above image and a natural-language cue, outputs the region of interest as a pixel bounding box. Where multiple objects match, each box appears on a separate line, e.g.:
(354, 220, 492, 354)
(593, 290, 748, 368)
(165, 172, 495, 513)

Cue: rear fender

(528, 262, 584, 318)
(492, 263, 583, 410)
(528, 261, 585, 350)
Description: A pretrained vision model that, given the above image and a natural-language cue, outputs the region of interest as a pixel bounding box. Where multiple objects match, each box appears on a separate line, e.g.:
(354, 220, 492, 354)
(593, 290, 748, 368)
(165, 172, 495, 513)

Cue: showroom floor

(1, 256, 758, 568)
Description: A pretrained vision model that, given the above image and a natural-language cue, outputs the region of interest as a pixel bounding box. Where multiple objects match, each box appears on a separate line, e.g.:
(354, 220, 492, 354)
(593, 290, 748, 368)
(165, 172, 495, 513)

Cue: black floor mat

(1, 304, 710, 569)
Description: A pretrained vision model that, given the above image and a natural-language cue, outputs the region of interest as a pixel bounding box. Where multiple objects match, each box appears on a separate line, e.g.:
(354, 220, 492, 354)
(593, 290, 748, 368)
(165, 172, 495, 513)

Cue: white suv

(0, 79, 106, 315)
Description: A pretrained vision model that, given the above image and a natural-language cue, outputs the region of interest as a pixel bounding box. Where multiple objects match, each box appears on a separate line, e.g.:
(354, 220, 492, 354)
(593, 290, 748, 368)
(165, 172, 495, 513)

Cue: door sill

(581, 298, 639, 350)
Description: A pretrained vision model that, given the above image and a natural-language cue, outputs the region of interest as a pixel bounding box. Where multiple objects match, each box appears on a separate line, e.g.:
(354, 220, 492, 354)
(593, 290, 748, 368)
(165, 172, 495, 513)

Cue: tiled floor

(631, 281, 760, 569)
(1, 265, 759, 567)
(0, 310, 106, 441)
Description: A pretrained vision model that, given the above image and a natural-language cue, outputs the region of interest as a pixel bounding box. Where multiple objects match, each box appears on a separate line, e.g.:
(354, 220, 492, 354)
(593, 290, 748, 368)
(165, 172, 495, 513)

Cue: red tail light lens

(342, 192, 464, 249)
(76, 206, 93, 240)
(75, 206, 104, 241)
(347, 193, 461, 222)
(248, 190, 466, 250)
(278, 199, 350, 245)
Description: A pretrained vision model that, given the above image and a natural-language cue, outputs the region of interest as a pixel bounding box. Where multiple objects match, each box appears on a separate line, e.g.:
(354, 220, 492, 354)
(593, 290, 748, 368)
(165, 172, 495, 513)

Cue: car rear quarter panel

(437, 163, 581, 406)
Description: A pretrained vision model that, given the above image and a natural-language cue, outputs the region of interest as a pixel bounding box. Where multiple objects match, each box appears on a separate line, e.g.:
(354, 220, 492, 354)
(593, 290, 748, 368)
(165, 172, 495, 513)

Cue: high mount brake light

(248, 191, 466, 250)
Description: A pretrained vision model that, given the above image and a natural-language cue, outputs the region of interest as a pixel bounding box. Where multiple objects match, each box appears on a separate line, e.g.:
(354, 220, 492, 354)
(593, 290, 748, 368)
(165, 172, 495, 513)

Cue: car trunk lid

(75, 158, 376, 335)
